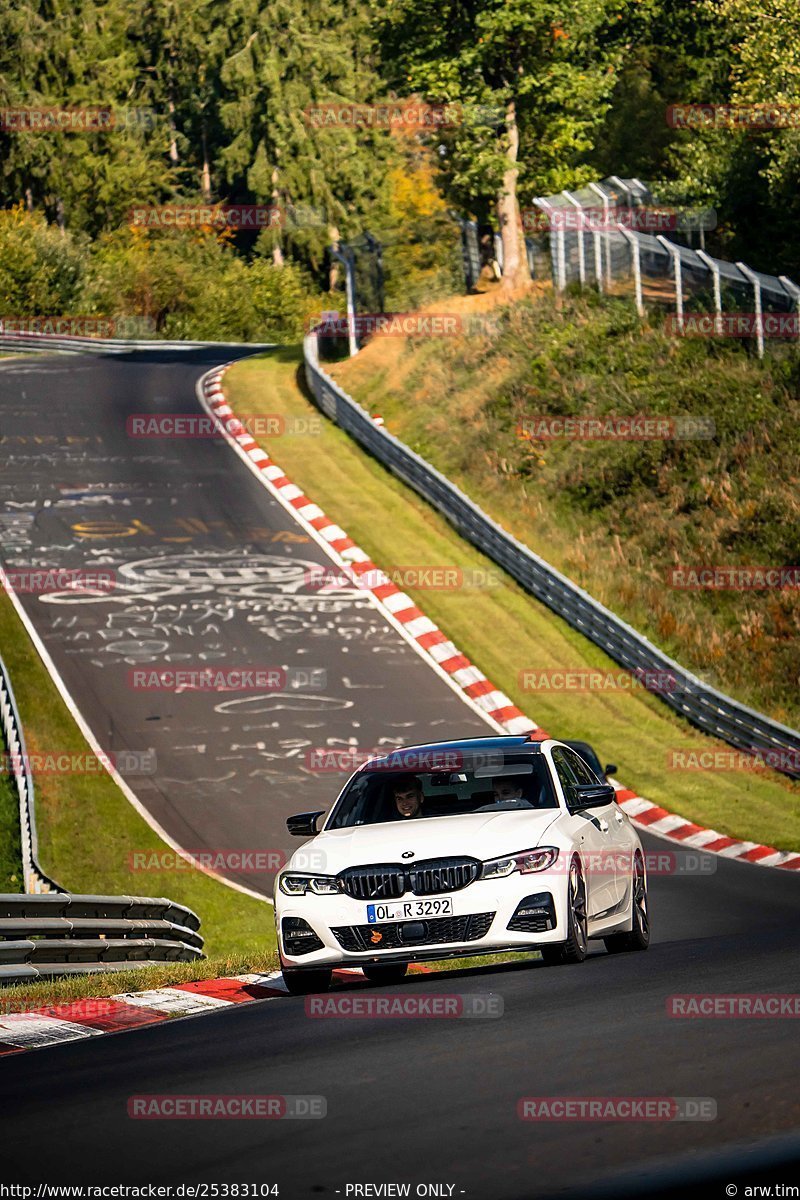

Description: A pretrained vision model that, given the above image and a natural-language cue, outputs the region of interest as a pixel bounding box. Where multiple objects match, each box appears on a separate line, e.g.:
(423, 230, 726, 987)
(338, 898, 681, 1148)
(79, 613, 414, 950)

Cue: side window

(563, 748, 601, 786)
(551, 748, 578, 805)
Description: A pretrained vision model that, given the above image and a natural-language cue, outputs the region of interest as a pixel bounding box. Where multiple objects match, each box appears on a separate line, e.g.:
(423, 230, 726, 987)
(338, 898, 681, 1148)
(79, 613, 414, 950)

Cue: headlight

(279, 873, 341, 896)
(480, 847, 559, 880)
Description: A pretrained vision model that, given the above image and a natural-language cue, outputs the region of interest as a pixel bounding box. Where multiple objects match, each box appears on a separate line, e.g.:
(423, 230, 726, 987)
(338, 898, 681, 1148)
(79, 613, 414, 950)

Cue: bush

(0, 206, 87, 316)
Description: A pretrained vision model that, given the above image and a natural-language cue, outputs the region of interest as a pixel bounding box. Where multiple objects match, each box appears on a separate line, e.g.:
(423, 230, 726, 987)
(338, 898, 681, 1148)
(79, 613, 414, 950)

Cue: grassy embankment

(224, 335, 799, 851)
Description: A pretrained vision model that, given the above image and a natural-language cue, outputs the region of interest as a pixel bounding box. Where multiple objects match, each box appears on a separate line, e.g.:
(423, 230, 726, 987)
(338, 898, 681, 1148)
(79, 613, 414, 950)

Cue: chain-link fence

(530, 177, 800, 358)
(326, 177, 800, 359)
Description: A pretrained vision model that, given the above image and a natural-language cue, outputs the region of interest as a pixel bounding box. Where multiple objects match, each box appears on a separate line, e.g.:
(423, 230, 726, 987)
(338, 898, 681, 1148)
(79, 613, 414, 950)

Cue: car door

(552, 747, 620, 916)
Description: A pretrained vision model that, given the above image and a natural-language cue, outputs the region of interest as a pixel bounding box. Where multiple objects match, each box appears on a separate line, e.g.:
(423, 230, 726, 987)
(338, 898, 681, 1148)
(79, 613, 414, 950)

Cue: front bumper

(275, 874, 568, 969)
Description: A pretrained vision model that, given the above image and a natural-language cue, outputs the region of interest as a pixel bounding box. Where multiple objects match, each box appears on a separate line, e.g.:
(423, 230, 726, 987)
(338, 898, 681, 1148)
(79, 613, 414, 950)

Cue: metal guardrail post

(657, 236, 684, 330)
(736, 262, 764, 358)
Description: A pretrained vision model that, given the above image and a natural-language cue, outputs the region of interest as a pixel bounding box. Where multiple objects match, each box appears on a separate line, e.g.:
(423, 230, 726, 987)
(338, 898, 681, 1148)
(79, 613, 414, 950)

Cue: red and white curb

(0, 967, 437, 1058)
(199, 369, 545, 739)
(199, 365, 800, 876)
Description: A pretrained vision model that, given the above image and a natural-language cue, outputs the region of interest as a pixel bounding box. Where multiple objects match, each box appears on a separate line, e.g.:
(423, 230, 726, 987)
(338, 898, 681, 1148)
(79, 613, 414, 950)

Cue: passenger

(492, 778, 524, 804)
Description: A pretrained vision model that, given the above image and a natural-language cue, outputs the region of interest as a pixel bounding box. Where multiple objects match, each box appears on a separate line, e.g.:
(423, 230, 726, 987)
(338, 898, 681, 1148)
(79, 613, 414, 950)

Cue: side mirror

(568, 783, 616, 812)
(604, 764, 618, 777)
(286, 810, 325, 837)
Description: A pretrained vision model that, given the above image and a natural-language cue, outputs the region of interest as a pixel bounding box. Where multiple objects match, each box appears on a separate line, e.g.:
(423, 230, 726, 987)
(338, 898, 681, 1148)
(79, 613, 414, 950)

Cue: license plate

(367, 898, 454, 923)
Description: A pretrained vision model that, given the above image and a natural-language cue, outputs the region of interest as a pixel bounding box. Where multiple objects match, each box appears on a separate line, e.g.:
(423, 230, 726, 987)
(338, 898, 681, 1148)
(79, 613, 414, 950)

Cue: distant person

(391, 775, 424, 819)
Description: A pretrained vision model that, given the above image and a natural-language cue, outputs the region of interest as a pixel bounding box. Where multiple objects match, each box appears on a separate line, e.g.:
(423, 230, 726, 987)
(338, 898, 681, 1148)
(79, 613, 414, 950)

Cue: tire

(604, 852, 650, 954)
(540, 857, 588, 965)
(281, 966, 332, 995)
(362, 962, 408, 985)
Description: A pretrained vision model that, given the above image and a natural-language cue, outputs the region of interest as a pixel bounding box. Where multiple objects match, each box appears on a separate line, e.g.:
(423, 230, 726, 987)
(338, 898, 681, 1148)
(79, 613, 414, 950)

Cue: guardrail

(0, 331, 276, 356)
(303, 333, 800, 780)
(0, 893, 203, 983)
(0, 652, 60, 894)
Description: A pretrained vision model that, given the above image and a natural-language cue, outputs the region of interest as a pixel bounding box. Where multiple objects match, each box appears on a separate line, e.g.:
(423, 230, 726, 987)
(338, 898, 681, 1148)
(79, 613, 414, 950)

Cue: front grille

(507, 914, 551, 934)
(408, 857, 480, 895)
(331, 912, 495, 952)
(338, 865, 405, 901)
(338, 857, 480, 900)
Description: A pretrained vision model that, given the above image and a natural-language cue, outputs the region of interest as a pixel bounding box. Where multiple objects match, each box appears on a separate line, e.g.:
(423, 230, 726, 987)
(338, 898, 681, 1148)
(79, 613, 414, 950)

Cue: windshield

(326, 753, 558, 829)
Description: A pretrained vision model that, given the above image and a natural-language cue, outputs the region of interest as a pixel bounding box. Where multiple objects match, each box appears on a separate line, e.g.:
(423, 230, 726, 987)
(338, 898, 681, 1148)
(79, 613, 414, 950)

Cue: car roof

(357, 735, 548, 772)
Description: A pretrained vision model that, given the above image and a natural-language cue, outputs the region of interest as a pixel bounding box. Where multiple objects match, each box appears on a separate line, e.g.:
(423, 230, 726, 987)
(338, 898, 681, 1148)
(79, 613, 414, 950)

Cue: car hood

(286, 809, 563, 874)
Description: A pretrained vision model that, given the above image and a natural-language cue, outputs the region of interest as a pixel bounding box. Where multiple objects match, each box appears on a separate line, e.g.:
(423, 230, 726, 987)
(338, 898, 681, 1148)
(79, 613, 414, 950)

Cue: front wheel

(540, 857, 588, 965)
(604, 852, 650, 953)
(281, 966, 332, 995)
(362, 962, 408, 985)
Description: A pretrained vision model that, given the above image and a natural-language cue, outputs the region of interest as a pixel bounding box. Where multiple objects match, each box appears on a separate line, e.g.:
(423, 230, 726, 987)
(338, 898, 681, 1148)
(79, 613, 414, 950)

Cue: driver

(492, 777, 524, 804)
(391, 774, 425, 819)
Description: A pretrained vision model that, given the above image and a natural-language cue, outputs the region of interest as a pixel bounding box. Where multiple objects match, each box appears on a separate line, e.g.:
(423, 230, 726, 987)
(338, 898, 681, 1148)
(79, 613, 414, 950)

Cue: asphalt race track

(1, 350, 799, 1196)
(0, 349, 489, 894)
(1, 843, 799, 1195)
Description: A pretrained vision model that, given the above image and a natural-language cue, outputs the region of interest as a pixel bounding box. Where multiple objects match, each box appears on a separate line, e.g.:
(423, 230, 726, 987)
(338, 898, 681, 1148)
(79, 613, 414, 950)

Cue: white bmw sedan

(274, 736, 649, 993)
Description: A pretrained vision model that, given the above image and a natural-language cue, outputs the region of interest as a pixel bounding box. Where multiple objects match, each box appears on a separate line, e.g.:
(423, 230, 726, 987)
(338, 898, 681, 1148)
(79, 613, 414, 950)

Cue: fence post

(657, 236, 684, 330)
(454, 216, 481, 291)
(562, 191, 586, 285)
(737, 262, 764, 359)
(588, 182, 613, 290)
(779, 275, 800, 342)
(619, 228, 644, 315)
(363, 232, 385, 315)
(592, 228, 604, 293)
(534, 199, 565, 291)
(330, 244, 358, 357)
(696, 250, 722, 334)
